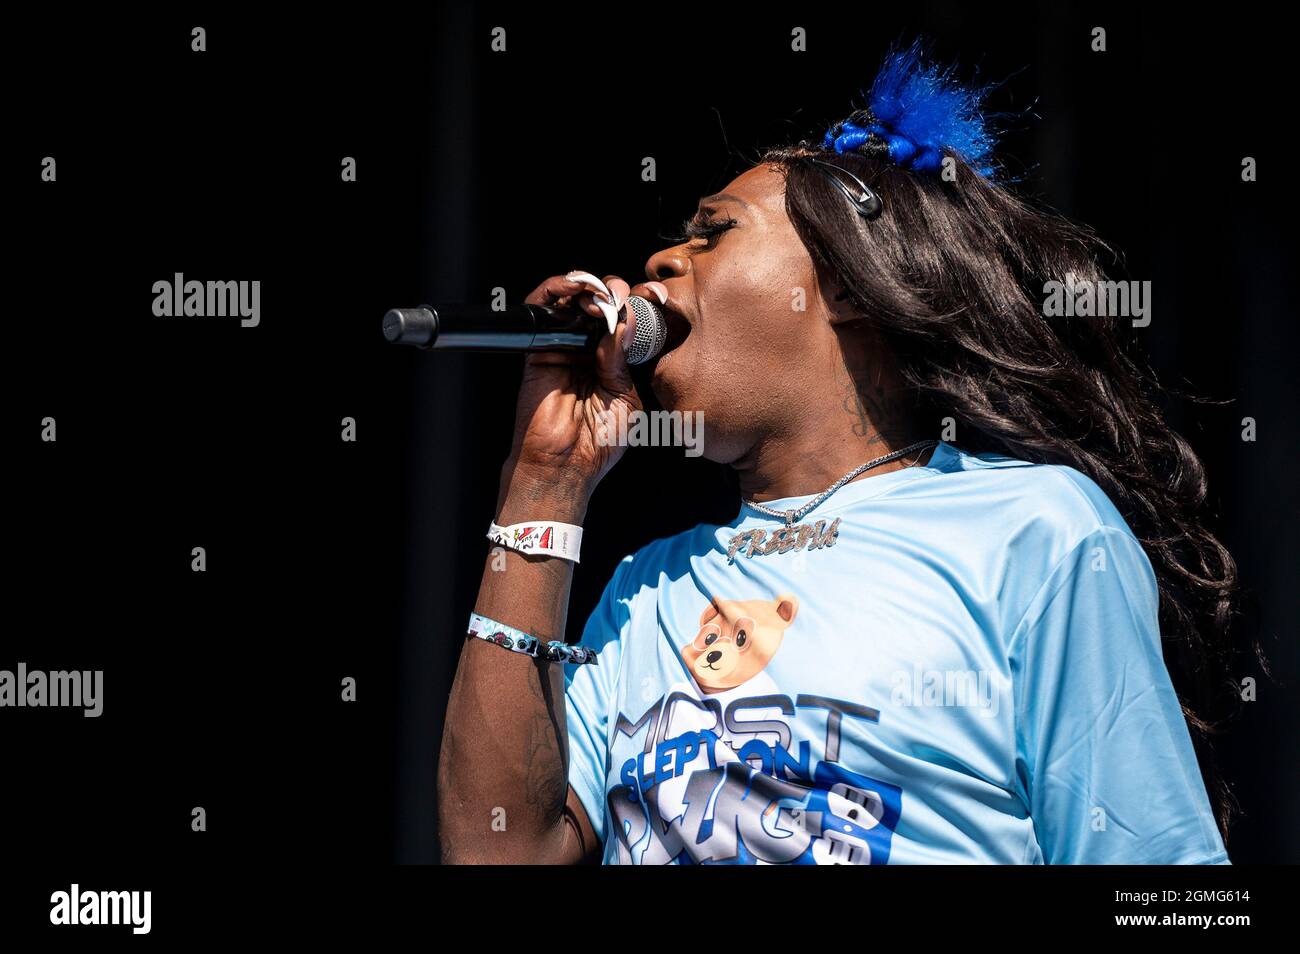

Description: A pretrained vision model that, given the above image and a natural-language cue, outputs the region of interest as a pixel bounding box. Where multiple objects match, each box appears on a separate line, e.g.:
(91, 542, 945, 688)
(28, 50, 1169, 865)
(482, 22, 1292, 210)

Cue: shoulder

(936, 442, 1140, 548)
(934, 444, 1157, 629)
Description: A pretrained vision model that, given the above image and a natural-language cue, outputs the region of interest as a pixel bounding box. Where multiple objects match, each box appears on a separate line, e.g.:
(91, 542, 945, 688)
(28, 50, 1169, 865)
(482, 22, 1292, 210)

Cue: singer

(437, 42, 1240, 865)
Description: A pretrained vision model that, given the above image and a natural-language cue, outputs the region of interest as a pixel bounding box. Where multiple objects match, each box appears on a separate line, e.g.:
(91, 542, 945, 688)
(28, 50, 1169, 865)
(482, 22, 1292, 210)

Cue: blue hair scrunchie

(821, 41, 998, 179)
(823, 120, 946, 174)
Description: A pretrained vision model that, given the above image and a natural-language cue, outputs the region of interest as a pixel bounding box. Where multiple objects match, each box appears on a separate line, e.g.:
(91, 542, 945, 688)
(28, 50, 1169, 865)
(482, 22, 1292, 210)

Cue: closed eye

(668, 211, 738, 246)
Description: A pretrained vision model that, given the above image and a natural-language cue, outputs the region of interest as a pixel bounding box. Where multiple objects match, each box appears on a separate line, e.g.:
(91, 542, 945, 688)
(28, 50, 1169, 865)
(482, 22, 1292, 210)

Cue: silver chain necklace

(728, 439, 939, 563)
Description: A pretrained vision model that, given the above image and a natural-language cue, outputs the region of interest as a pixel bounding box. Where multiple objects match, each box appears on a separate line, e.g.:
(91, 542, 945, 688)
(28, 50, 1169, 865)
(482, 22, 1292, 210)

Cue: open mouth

(657, 301, 692, 356)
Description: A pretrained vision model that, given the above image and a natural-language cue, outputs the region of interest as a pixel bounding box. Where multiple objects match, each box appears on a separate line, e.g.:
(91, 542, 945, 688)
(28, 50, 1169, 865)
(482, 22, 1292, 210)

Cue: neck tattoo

(727, 439, 938, 563)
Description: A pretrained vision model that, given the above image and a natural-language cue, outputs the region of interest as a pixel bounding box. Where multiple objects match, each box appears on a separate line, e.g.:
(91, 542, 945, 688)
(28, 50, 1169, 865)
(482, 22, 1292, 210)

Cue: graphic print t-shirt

(562, 441, 1230, 865)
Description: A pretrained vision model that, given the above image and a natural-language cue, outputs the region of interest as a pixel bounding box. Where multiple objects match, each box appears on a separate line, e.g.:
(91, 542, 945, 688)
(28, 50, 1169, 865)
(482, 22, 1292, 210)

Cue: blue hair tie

(823, 121, 871, 153)
(883, 133, 917, 166)
(822, 40, 999, 179)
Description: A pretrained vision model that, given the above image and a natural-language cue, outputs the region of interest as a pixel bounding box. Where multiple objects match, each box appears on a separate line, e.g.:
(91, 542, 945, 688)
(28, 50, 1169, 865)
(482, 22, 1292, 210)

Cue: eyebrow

(698, 192, 750, 209)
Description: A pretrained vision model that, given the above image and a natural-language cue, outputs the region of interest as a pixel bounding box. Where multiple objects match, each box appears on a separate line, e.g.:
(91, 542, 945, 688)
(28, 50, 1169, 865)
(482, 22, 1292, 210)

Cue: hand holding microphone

(500, 271, 663, 504)
(389, 271, 670, 516)
(382, 271, 669, 365)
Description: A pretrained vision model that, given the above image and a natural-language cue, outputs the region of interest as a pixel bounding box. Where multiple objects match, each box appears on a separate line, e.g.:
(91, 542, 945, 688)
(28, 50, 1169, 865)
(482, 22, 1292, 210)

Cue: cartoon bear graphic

(682, 594, 799, 693)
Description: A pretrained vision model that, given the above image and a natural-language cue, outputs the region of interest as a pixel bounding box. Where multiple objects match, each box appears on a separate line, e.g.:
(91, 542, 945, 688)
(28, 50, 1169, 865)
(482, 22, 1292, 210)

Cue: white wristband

(487, 520, 583, 563)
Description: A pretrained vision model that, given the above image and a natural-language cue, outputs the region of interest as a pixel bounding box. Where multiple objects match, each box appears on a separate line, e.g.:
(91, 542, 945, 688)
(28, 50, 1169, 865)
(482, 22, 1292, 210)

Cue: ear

(815, 264, 861, 326)
(774, 594, 799, 623)
(699, 600, 720, 627)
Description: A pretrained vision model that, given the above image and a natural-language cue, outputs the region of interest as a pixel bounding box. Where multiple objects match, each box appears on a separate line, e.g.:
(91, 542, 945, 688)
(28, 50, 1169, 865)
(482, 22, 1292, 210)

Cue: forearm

(437, 466, 590, 863)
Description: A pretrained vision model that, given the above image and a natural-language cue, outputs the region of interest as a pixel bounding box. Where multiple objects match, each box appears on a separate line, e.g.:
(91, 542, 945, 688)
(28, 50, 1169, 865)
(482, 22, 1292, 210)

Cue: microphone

(382, 296, 668, 366)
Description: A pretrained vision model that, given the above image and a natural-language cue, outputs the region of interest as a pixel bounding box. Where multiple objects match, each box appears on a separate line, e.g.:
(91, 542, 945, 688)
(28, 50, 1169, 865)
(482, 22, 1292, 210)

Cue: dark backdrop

(8, 1, 1295, 878)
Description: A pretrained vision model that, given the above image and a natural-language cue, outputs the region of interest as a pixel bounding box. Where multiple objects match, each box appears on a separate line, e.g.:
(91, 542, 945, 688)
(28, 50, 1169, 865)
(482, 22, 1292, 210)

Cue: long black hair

(760, 137, 1264, 845)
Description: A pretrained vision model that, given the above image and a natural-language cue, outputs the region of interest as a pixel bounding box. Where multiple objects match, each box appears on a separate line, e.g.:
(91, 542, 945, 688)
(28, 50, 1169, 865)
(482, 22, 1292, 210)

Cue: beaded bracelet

(467, 612, 599, 666)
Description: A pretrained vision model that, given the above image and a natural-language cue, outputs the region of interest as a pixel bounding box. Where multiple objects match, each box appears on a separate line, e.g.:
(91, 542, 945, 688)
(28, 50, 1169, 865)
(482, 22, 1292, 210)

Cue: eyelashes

(669, 212, 738, 245)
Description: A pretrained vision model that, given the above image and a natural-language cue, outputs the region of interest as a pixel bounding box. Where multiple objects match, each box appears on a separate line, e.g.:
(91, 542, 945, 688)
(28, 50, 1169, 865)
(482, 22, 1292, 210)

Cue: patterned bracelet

(467, 612, 599, 665)
(487, 520, 583, 563)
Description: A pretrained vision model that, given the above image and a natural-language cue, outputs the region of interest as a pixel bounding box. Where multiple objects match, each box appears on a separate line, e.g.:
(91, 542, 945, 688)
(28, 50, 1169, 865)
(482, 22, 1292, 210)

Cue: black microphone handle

(382, 303, 605, 352)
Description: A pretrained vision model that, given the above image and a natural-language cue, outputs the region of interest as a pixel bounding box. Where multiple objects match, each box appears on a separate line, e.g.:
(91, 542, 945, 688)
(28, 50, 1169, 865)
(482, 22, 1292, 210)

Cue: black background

(6, 0, 1295, 917)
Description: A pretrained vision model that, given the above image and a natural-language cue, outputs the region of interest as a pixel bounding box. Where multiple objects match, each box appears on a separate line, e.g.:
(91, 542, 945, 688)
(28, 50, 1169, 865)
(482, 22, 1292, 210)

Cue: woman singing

(437, 43, 1240, 865)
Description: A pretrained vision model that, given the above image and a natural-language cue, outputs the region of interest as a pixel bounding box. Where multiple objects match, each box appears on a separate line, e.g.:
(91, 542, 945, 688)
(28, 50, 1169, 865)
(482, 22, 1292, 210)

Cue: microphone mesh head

(625, 295, 668, 365)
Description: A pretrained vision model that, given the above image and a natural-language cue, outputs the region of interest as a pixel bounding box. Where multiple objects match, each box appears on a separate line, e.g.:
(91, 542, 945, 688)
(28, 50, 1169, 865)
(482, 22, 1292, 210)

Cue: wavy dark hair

(759, 138, 1263, 844)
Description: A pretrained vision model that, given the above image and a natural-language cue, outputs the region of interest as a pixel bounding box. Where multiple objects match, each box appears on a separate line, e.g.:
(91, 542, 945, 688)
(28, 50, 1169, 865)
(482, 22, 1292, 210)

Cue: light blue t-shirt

(563, 441, 1230, 865)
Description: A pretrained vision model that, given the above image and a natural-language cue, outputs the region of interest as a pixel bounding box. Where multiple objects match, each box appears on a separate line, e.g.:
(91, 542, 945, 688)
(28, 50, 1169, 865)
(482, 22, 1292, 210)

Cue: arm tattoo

(521, 658, 568, 818)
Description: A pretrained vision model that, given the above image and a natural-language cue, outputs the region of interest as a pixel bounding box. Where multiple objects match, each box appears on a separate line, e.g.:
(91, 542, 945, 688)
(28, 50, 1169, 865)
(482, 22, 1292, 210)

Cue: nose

(706, 650, 722, 664)
(645, 245, 690, 282)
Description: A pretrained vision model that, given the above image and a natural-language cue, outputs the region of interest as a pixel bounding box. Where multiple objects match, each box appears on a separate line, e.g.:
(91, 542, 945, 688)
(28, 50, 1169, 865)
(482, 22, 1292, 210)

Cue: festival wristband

(487, 520, 583, 563)
(467, 612, 599, 665)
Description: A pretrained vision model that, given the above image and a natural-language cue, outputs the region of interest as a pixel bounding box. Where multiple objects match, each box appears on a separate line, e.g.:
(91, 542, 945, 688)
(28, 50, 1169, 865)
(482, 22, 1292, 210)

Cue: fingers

(564, 270, 617, 304)
(604, 276, 632, 311)
(573, 291, 609, 321)
(595, 339, 637, 401)
(526, 272, 632, 328)
(523, 272, 642, 396)
(595, 312, 638, 401)
(572, 272, 621, 331)
(524, 274, 587, 307)
(583, 275, 637, 382)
